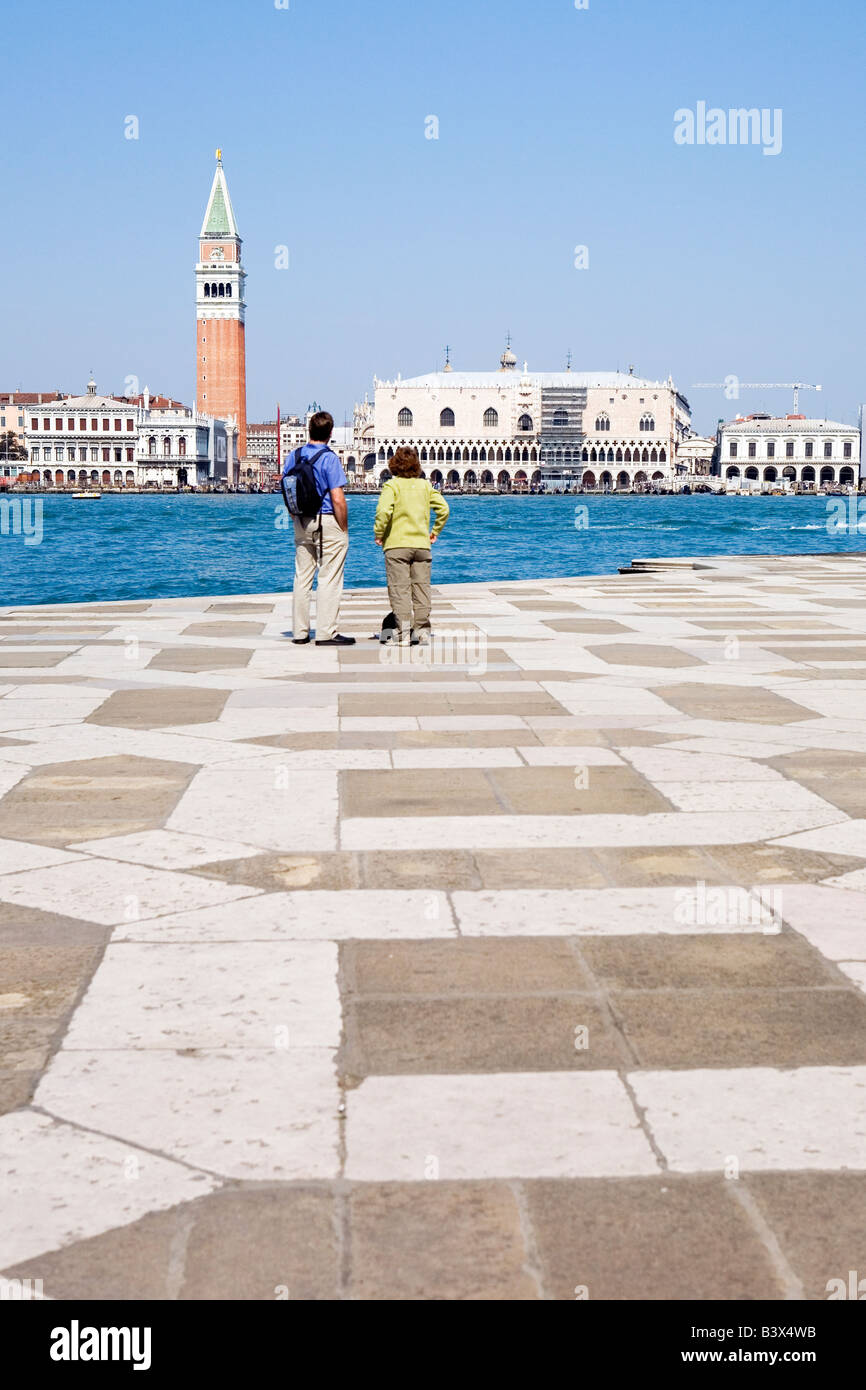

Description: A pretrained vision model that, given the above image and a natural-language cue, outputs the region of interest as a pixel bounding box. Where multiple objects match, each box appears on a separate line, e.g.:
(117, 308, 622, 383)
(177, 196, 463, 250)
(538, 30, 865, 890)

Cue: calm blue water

(2, 493, 863, 606)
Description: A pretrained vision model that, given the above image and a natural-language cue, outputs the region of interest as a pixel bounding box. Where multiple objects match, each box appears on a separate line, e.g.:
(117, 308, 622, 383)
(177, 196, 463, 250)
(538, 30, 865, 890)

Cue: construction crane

(691, 381, 822, 413)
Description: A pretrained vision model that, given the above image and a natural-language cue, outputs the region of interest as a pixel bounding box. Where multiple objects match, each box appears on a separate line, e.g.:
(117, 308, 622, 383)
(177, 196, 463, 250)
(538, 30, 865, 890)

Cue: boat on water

(71, 491, 102, 500)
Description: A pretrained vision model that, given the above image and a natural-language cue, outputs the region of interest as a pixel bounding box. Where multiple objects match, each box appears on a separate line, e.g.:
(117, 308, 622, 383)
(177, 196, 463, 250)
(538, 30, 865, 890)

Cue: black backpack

(280, 446, 329, 519)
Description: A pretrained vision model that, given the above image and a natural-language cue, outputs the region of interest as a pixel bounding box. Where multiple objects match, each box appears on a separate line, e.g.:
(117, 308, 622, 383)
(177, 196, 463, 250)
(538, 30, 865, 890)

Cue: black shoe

(292, 635, 312, 644)
(315, 634, 356, 646)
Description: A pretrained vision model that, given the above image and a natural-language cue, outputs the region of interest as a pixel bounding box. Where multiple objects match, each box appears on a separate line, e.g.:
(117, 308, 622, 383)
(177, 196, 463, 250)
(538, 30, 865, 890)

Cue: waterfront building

(196, 152, 247, 465)
(0, 392, 48, 480)
(279, 415, 307, 457)
(350, 398, 377, 485)
(19, 382, 235, 489)
(244, 422, 281, 489)
(368, 346, 690, 490)
(24, 380, 138, 486)
(717, 414, 859, 490)
(675, 433, 717, 481)
(1, 393, 36, 456)
(247, 422, 279, 466)
(135, 389, 231, 488)
(278, 409, 367, 483)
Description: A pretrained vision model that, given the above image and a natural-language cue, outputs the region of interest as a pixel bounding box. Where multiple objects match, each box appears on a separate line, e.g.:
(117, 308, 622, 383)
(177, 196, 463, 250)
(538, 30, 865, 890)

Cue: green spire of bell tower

(200, 153, 240, 240)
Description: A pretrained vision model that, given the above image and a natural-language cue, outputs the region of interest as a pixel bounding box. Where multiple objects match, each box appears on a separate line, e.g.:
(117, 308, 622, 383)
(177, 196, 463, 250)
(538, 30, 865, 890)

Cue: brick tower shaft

(195, 153, 247, 460)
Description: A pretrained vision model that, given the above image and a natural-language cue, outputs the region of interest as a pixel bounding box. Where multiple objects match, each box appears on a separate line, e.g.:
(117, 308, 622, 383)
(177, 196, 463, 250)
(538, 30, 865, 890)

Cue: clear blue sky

(3, 0, 864, 434)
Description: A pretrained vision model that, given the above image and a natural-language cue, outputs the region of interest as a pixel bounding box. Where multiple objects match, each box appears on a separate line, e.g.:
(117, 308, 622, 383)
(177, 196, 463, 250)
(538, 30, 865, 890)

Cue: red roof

(0, 391, 68, 406)
(116, 394, 189, 411)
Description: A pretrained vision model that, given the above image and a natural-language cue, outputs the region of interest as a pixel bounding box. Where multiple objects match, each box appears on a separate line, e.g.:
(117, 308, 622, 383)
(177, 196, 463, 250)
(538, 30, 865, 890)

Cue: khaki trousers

(384, 547, 433, 635)
(292, 514, 349, 640)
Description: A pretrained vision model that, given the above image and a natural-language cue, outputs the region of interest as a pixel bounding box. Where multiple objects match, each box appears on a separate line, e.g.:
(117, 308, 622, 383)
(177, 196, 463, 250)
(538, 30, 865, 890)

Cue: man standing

(283, 411, 355, 647)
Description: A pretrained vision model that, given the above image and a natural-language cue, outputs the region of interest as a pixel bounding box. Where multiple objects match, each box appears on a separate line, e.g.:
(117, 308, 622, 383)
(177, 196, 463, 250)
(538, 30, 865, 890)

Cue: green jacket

(374, 477, 450, 550)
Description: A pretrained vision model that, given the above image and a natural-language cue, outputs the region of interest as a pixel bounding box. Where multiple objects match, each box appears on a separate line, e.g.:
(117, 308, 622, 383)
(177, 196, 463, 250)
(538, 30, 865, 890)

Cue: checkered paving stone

(2, 553, 866, 1299)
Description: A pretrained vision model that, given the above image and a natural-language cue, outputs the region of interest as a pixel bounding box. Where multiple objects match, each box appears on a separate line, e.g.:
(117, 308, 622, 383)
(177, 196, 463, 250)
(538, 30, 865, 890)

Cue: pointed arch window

(517, 414, 533, 431)
(398, 407, 413, 427)
(440, 408, 455, 427)
(640, 415, 655, 431)
(483, 407, 498, 427)
(595, 413, 610, 431)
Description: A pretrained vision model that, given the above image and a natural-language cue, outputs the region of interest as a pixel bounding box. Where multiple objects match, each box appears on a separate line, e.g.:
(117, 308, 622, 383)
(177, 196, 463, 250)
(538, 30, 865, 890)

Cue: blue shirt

(281, 442, 347, 515)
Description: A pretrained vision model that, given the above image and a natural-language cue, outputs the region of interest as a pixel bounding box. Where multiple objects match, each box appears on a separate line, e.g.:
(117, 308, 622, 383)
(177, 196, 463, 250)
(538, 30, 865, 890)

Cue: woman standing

(373, 447, 449, 644)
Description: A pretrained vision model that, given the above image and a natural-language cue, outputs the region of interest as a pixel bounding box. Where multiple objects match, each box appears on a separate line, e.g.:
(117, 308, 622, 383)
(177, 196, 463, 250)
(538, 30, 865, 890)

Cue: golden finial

(216, 148, 222, 164)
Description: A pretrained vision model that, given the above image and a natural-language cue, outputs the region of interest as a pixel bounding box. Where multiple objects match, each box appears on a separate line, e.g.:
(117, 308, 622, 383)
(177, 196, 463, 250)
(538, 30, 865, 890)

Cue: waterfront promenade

(2, 553, 866, 1299)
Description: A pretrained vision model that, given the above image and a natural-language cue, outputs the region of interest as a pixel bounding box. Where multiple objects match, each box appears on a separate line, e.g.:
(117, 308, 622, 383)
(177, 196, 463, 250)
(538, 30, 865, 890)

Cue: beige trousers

(292, 514, 349, 640)
(384, 547, 433, 634)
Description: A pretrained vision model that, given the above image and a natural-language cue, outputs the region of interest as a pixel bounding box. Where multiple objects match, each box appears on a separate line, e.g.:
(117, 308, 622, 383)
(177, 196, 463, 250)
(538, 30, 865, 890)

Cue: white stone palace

(718, 414, 859, 490)
(354, 344, 692, 491)
(21, 381, 234, 489)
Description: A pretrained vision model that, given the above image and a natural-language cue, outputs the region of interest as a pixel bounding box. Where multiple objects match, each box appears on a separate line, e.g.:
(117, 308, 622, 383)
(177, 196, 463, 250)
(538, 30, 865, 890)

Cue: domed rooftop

(499, 340, 518, 371)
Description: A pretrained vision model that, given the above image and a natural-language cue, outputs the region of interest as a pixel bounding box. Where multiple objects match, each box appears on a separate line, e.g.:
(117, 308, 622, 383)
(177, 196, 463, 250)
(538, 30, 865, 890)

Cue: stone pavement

(2, 553, 866, 1300)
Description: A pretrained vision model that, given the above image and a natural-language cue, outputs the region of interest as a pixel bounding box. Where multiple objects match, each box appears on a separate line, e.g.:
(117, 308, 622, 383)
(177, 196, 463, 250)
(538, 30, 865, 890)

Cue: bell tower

(196, 151, 247, 460)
